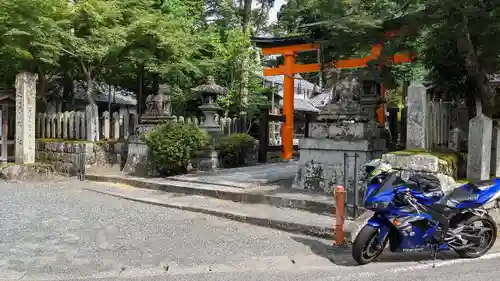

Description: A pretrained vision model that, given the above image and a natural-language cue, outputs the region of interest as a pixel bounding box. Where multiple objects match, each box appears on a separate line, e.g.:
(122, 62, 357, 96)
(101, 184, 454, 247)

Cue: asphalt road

(1, 180, 499, 281)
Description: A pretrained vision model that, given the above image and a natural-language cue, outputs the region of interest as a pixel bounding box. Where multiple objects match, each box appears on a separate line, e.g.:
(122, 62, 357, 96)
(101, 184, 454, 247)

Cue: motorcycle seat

(444, 187, 479, 207)
(469, 179, 496, 191)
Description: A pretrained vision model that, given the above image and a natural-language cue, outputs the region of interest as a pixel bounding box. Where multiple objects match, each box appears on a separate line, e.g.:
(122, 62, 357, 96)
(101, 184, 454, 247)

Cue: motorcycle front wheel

(454, 214, 497, 259)
(352, 225, 387, 265)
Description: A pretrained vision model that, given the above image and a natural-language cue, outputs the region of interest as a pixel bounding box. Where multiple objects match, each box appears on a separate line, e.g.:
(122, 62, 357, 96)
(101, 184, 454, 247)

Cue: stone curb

(84, 187, 344, 240)
(85, 174, 335, 216)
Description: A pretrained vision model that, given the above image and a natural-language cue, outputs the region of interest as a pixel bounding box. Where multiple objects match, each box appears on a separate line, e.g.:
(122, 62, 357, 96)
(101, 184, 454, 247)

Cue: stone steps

(83, 182, 360, 241)
(85, 172, 336, 217)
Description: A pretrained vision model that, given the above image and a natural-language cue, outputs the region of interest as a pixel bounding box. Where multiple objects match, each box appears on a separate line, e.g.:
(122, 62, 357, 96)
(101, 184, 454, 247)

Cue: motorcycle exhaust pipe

(460, 234, 483, 243)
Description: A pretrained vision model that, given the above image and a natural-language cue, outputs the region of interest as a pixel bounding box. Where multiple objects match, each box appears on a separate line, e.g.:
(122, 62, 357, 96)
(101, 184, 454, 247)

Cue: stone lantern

(191, 76, 227, 134)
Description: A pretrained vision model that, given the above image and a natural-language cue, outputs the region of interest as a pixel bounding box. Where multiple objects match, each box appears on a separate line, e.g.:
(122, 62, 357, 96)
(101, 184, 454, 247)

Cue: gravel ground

(1, 179, 499, 281)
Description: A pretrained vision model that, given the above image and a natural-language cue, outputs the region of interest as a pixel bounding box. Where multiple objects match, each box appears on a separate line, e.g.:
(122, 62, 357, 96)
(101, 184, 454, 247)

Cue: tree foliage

(0, 0, 275, 119)
(275, 0, 500, 115)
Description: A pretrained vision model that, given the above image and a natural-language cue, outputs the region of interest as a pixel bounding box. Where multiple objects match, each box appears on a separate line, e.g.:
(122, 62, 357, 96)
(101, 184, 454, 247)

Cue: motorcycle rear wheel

(352, 225, 387, 265)
(454, 214, 497, 259)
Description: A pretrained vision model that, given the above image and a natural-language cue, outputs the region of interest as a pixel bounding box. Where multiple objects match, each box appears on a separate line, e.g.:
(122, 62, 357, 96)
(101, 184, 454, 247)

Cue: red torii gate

(252, 32, 414, 160)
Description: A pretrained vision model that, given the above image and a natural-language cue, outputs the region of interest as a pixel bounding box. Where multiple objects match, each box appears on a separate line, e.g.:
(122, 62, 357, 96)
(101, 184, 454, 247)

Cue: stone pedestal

(15, 72, 37, 164)
(191, 149, 220, 171)
(122, 123, 157, 176)
(295, 122, 386, 194)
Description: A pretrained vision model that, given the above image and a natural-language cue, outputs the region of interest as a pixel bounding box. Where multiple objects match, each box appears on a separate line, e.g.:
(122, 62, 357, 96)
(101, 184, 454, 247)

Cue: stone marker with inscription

(406, 82, 428, 150)
(15, 72, 38, 164)
(467, 100, 492, 181)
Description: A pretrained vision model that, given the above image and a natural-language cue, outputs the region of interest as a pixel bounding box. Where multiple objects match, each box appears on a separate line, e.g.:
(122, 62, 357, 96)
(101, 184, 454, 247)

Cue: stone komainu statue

(144, 84, 172, 116)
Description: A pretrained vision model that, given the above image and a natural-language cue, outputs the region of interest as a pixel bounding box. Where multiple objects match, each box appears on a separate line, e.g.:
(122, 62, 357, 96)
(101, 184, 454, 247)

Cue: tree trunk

(456, 13, 496, 116)
(85, 71, 96, 105)
(137, 64, 145, 122)
(239, 0, 252, 111)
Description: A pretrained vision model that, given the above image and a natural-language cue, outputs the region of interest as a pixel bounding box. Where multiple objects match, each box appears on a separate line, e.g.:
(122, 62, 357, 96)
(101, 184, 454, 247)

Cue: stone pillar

(75, 112, 81, 139)
(79, 112, 85, 140)
(62, 112, 69, 139)
(56, 113, 64, 139)
(467, 102, 492, 180)
(120, 108, 129, 139)
(40, 113, 46, 139)
(85, 104, 99, 141)
(68, 111, 75, 139)
(112, 112, 120, 140)
(448, 127, 462, 152)
(15, 72, 38, 164)
(491, 121, 500, 177)
(406, 82, 428, 150)
(102, 111, 110, 139)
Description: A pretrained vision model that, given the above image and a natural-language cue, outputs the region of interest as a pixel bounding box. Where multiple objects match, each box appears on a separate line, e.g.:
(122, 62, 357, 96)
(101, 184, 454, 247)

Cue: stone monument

(123, 84, 175, 176)
(15, 72, 38, 164)
(406, 82, 428, 150)
(467, 100, 492, 181)
(191, 76, 227, 170)
(294, 75, 386, 198)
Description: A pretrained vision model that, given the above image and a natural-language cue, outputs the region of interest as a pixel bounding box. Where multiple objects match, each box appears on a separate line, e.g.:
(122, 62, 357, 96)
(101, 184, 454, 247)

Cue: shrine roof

(251, 36, 313, 48)
(73, 82, 137, 106)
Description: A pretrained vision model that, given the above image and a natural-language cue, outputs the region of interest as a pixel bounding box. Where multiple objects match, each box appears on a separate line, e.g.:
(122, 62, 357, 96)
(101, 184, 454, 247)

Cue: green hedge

(217, 133, 257, 168)
(145, 122, 207, 176)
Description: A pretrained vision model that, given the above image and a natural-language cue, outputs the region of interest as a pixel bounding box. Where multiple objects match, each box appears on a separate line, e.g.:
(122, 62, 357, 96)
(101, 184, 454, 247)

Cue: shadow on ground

(291, 236, 460, 267)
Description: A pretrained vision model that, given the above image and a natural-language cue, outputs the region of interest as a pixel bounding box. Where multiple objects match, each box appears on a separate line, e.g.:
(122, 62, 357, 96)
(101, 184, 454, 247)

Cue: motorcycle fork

(375, 227, 390, 250)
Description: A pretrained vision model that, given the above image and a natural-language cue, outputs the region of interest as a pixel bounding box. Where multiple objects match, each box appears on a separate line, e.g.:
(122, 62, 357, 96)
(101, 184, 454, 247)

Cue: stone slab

(83, 183, 359, 242)
(382, 152, 455, 176)
(168, 161, 299, 188)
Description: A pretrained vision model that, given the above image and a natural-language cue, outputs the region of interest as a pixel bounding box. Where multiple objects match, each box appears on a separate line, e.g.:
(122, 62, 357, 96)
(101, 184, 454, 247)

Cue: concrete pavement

(1, 180, 500, 281)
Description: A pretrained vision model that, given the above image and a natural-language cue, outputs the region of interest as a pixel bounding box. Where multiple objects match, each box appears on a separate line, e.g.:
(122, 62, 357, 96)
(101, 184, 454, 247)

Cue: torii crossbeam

(252, 33, 415, 161)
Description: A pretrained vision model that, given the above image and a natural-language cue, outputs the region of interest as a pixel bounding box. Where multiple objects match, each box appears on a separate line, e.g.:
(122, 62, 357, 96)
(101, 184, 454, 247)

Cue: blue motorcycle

(352, 159, 499, 266)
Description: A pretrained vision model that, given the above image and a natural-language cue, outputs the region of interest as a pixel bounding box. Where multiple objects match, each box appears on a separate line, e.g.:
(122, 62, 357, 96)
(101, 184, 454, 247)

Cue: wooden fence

(385, 100, 469, 151)
(35, 110, 247, 141)
(258, 107, 314, 163)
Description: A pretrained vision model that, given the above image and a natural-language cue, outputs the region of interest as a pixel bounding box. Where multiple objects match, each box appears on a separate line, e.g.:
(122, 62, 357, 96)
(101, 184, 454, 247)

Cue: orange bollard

(334, 186, 345, 246)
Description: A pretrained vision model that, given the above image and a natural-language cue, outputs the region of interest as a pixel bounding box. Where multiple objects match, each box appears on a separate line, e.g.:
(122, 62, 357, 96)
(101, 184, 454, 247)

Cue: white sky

(250, 0, 286, 24)
(268, 0, 286, 23)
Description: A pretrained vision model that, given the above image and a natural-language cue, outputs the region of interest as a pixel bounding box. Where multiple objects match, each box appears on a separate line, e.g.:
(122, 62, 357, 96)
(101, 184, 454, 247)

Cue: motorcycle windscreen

(366, 173, 406, 200)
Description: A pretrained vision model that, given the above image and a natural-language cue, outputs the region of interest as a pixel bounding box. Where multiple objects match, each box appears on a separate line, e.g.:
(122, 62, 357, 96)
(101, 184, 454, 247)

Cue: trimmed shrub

(145, 122, 207, 176)
(217, 133, 257, 167)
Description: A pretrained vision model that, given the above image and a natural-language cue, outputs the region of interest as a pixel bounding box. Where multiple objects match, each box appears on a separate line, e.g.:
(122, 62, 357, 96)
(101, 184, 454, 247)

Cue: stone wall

(36, 140, 126, 175)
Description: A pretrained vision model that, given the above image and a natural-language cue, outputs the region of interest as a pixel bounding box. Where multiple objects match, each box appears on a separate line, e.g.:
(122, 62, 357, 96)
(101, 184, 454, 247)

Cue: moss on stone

(457, 179, 471, 184)
(389, 149, 460, 172)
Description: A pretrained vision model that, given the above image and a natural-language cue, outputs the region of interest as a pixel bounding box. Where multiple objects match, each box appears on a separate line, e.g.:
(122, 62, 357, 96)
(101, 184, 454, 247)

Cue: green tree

(277, 0, 500, 115)
(0, 0, 70, 104)
(62, 0, 130, 105)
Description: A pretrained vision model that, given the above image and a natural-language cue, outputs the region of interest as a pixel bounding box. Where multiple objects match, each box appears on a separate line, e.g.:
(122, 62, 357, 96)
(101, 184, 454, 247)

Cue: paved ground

(1, 180, 499, 281)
